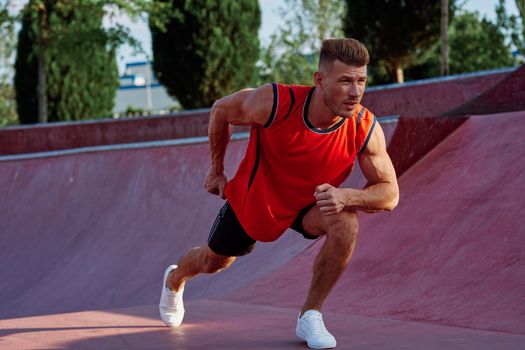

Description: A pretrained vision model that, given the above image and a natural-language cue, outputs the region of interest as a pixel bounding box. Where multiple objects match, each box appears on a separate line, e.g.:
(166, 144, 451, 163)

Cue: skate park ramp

(1, 67, 524, 349)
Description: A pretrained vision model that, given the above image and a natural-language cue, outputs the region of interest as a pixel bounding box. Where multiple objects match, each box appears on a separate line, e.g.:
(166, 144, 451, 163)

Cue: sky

(4, 0, 521, 74)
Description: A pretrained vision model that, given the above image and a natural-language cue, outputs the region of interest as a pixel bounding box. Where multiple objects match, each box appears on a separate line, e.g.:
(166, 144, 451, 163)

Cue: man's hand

(315, 183, 346, 216)
(204, 170, 227, 199)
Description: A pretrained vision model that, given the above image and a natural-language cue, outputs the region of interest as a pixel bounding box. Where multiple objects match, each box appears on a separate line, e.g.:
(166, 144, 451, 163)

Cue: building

(113, 61, 179, 115)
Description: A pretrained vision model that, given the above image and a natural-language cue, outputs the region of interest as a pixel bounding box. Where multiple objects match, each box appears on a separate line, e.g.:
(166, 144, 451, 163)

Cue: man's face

(315, 60, 367, 118)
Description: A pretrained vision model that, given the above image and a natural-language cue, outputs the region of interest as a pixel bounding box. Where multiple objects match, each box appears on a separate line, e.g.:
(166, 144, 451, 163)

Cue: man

(159, 38, 399, 349)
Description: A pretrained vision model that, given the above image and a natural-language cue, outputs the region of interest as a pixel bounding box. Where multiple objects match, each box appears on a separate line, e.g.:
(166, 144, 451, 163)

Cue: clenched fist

(315, 183, 346, 216)
(204, 170, 227, 199)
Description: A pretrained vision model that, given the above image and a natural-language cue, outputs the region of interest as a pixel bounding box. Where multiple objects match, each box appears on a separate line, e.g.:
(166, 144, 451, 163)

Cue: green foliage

(124, 105, 147, 116)
(0, 84, 18, 127)
(259, 0, 346, 85)
(496, 0, 524, 59)
(448, 10, 514, 73)
(102, 0, 174, 54)
(515, 0, 525, 50)
(0, 0, 18, 126)
(14, 0, 119, 124)
(103, 0, 173, 31)
(402, 42, 441, 81)
(344, 0, 457, 84)
(405, 4, 516, 81)
(150, 0, 261, 109)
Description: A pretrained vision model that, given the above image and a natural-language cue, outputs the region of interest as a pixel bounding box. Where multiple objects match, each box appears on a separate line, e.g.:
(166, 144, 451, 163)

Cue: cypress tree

(150, 0, 261, 109)
(15, 1, 118, 124)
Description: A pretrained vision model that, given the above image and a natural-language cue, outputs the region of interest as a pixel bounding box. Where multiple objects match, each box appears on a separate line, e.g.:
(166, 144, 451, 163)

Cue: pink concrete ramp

(221, 111, 525, 336)
(361, 67, 512, 117)
(0, 121, 400, 322)
(1, 113, 524, 349)
(2, 102, 525, 347)
(0, 139, 322, 320)
(444, 65, 525, 116)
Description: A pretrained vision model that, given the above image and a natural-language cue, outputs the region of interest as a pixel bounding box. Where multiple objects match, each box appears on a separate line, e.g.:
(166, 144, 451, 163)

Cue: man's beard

(323, 92, 356, 119)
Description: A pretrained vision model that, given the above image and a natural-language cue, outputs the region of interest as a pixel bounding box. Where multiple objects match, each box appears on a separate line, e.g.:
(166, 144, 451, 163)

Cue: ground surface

(1, 68, 524, 349)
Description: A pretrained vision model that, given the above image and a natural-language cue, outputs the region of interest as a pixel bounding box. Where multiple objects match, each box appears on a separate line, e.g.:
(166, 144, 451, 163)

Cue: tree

(0, 0, 18, 126)
(516, 0, 525, 48)
(441, 0, 449, 76)
(344, 0, 456, 84)
(405, 4, 515, 81)
(11, 0, 172, 124)
(496, 0, 524, 60)
(259, 0, 346, 85)
(150, 0, 261, 109)
(447, 10, 514, 74)
(15, 1, 119, 124)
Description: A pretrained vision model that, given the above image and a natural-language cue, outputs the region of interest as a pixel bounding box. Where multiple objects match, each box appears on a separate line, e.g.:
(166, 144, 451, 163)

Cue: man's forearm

(342, 182, 399, 213)
(208, 103, 232, 174)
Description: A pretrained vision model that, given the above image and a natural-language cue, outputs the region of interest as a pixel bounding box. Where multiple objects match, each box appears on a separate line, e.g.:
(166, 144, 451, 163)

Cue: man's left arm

(315, 123, 399, 215)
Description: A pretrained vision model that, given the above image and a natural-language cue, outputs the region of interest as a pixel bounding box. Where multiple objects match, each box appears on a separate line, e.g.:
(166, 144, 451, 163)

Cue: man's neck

(307, 88, 343, 130)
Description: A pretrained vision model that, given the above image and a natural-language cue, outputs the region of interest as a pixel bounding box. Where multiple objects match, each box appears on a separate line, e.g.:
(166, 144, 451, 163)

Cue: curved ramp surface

(0, 121, 400, 322)
(222, 111, 525, 335)
(362, 67, 512, 117)
(1, 118, 524, 348)
(444, 65, 525, 116)
(0, 139, 320, 320)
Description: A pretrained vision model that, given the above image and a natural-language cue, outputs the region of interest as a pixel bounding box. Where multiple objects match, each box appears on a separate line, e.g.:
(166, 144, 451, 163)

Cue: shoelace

(304, 314, 329, 336)
(164, 288, 183, 308)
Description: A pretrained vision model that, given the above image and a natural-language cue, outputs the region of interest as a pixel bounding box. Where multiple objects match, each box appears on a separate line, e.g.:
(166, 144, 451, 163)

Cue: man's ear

(314, 71, 322, 88)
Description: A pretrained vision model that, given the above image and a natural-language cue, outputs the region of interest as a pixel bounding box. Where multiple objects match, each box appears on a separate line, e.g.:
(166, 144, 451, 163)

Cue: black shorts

(207, 202, 318, 257)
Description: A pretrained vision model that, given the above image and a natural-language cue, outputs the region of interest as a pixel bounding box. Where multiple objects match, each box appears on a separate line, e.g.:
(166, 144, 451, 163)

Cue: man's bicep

(358, 124, 397, 184)
(213, 83, 274, 126)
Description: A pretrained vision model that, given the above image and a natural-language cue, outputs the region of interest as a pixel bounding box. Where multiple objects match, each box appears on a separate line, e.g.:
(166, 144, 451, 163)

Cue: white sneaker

(159, 265, 185, 327)
(296, 310, 337, 349)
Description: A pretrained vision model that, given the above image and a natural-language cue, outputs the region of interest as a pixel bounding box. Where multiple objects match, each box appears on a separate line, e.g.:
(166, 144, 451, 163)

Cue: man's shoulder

(272, 83, 314, 106)
(273, 82, 313, 92)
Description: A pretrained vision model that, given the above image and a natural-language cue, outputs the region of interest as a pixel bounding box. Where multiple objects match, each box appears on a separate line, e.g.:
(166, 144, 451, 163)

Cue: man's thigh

(299, 205, 359, 237)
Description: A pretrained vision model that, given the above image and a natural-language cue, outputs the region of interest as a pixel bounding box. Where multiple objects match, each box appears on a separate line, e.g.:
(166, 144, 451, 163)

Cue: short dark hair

(319, 38, 369, 68)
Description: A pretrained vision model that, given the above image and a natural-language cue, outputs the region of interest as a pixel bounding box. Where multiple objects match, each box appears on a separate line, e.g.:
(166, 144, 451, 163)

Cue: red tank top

(224, 83, 376, 242)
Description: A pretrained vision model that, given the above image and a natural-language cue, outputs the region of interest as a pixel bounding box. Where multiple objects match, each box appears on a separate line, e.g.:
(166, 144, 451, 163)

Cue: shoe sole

(296, 325, 337, 349)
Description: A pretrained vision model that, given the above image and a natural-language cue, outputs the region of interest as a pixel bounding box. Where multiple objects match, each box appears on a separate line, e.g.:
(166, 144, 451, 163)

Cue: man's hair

(319, 38, 369, 68)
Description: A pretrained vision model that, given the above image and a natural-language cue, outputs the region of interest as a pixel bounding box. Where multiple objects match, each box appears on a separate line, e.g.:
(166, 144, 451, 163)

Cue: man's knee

(325, 210, 359, 245)
(203, 248, 235, 273)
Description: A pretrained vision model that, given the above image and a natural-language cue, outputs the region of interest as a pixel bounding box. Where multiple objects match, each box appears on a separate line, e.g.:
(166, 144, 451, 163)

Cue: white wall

(113, 85, 178, 113)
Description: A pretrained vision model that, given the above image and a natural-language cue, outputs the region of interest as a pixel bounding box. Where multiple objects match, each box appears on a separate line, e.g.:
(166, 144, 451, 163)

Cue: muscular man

(159, 38, 399, 349)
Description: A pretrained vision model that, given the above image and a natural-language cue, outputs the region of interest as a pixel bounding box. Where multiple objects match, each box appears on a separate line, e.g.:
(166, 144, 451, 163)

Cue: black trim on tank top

(264, 83, 278, 128)
(358, 116, 377, 155)
(303, 87, 346, 134)
(247, 128, 261, 190)
(283, 87, 296, 120)
(355, 107, 365, 131)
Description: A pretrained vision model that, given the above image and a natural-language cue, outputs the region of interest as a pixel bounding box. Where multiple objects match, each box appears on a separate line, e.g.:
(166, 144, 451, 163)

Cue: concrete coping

(0, 116, 402, 162)
(1, 108, 211, 131)
(365, 66, 516, 92)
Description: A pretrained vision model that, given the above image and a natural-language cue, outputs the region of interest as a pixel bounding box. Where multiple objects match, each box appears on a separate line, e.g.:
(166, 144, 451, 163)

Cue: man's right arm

(205, 83, 274, 198)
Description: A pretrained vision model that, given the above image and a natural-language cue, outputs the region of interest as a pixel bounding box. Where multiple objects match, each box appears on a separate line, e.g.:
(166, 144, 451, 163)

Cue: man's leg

(160, 202, 255, 326)
(168, 202, 256, 291)
(295, 206, 358, 348)
(301, 206, 359, 314)
(167, 246, 235, 292)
